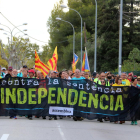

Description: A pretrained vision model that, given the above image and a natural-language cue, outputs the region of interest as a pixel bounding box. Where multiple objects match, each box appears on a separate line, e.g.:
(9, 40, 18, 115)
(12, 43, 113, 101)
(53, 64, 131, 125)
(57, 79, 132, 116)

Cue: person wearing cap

(2, 67, 6, 74)
(28, 69, 35, 78)
(0, 65, 5, 78)
(5, 66, 13, 78)
(121, 72, 130, 86)
(128, 73, 132, 82)
(92, 72, 96, 80)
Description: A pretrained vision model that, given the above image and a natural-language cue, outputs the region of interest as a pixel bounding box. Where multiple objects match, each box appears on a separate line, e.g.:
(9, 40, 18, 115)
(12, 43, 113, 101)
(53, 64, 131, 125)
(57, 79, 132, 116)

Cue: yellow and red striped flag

(47, 46, 58, 71)
(35, 50, 50, 76)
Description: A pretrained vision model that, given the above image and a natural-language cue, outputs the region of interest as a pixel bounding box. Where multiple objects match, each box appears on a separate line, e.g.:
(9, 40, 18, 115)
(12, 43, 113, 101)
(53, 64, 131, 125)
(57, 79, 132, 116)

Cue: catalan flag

(35, 50, 50, 76)
(82, 47, 90, 72)
(72, 53, 78, 73)
(47, 46, 58, 71)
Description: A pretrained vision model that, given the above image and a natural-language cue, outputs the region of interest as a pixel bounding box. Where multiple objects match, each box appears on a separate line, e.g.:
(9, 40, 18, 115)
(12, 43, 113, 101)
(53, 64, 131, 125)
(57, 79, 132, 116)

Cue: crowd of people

(0, 65, 139, 125)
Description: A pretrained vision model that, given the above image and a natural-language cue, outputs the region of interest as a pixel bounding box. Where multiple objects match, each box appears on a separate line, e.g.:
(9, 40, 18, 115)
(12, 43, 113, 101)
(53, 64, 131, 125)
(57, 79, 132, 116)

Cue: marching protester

(5, 66, 13, 78)
(28, 69, 35, 78)
(137, 76, 140, 88)
(84, 72, 89, 80)
(2, 67, 6, 75)
(130, 77, 139, 125)
(92, 72, 97, 81)
(1, 61, 140, 125)
(48, 70, 58, 120)
(106, 72, 114, 86)
(0, 65, 5, 78)
(80, 71, 85, 77)
(72, 69, 85, 121)
(128, 73, 133, 82)
(94, 72, 110, 86)
(36, 71, 41, 79)
(112, 76, 124, 124)
(97, 79, 106, 122)
(70, 73, 75, 78)
(121, 72, 131, 86)
(68, 70, 73, 78)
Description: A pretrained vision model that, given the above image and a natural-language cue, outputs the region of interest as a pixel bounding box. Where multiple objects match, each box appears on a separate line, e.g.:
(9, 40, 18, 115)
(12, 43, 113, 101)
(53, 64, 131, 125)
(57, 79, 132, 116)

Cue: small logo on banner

(49, 106, 73, 116)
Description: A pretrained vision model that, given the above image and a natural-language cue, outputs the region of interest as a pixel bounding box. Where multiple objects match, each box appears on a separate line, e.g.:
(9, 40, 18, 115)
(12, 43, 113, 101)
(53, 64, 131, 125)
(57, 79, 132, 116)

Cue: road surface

(0, 116, 140, 140)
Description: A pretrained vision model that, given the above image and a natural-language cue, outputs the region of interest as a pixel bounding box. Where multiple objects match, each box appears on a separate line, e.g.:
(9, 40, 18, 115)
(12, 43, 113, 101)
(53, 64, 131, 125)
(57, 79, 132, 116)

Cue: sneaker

(134, 121, 138, 125)
(14, 116, 17, 119)
(100, 119, 103, 122)
(73, 117, 77, 121)
(120, 121, 123, 124)
(28, 117, 32, 120)
(49, 117, 53, 120)
(54, 117, 57, 120)
(131, 121, 134, 125)
(42, 117, 46, 119)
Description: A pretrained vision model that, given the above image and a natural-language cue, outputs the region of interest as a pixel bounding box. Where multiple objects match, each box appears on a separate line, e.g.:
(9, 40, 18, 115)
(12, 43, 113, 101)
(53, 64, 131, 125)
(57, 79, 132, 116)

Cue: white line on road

(56, 122, 66, 140)
(0, 134, 9, 140)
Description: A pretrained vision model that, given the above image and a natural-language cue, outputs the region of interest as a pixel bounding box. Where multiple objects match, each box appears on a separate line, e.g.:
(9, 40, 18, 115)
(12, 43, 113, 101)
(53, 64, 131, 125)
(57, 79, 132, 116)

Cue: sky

(0, 0, 68, 51)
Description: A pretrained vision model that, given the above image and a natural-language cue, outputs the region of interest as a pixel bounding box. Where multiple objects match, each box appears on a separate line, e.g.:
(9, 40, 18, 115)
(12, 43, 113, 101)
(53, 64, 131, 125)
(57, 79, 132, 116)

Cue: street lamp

(94, 0, 97, 72)
(0, 23, 28, 45)
(56, 17, 75, 58)
(118, 0, 123, 75)
(60, 4, 83, 70)
(14, 29, 28, 36)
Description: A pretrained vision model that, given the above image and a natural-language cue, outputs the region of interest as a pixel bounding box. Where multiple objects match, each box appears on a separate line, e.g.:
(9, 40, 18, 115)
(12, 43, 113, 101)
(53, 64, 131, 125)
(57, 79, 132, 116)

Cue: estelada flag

(72, 53, 78, 73)
(81, 47, 90, 72)
(47, 46, 58, 71)
(35, 50, 50, 76)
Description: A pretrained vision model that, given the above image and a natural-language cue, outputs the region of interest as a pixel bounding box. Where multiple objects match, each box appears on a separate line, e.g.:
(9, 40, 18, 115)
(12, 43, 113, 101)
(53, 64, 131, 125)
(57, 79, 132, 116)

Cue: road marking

(0, 134, 9, 140)
(56, 122, 66, 140)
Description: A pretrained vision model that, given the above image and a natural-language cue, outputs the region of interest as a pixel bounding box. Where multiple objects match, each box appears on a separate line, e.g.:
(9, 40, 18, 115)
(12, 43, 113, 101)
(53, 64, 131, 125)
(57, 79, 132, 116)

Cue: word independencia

(0, 87, 124, 111)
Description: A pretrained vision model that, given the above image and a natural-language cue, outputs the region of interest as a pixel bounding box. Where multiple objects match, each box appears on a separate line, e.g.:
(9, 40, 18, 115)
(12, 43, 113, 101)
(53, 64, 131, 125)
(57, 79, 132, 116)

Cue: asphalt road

(0, 116, 140, 140)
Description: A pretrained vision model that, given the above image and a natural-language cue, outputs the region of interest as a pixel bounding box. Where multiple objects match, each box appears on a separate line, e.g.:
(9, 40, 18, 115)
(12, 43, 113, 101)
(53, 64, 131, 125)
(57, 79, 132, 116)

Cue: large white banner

(49, 106, 73, 116)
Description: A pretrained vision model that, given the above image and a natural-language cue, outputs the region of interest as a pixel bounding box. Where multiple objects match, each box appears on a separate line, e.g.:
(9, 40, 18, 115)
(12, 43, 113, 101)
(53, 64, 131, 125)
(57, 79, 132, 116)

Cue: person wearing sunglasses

(112, 76, 124, 124)
(94, 72, 110, 86)
(112, 76, 124, 87)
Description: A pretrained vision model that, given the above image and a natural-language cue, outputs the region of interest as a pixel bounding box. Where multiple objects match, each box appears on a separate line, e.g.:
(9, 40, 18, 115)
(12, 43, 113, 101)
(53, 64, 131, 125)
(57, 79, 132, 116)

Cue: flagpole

(94, 0, 97, 72)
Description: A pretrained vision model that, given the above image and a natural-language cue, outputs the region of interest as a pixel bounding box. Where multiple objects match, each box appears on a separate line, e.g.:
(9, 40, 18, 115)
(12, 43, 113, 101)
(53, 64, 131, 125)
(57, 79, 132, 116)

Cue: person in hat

(5, 66, 13, 78)
(128, 73, 132, 82)
(92, 72, 96, 81)
(2, 67, 6, 74)
(28, 69, 35, 78)
(0, 65, 5, 78)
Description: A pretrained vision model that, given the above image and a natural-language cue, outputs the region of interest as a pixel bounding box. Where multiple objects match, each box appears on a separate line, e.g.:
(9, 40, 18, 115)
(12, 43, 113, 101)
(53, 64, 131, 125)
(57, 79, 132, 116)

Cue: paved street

(0, 116, 140, 140)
